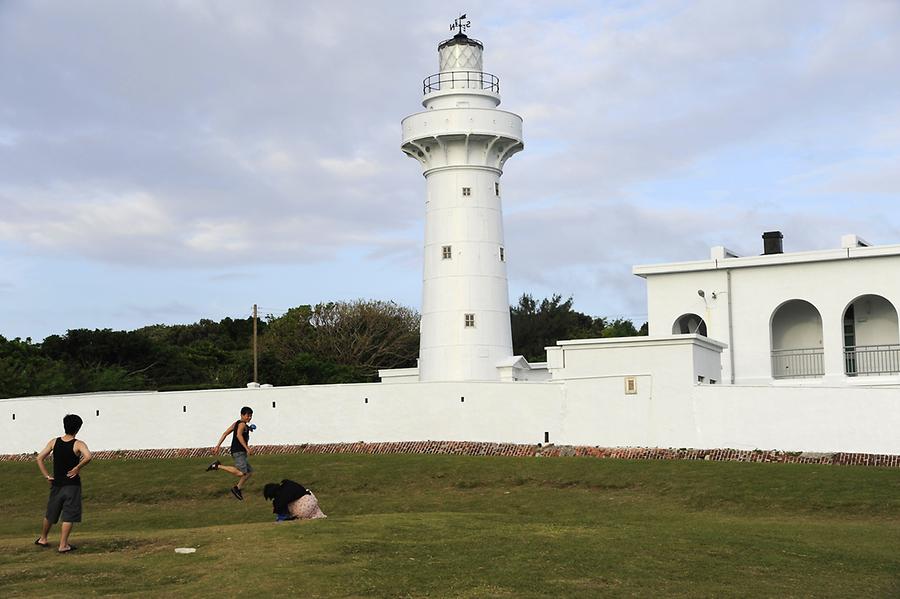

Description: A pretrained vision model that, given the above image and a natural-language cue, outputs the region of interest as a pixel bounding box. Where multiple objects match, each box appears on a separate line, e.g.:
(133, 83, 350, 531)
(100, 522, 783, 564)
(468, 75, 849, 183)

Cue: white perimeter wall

(3, 379, 899, 456)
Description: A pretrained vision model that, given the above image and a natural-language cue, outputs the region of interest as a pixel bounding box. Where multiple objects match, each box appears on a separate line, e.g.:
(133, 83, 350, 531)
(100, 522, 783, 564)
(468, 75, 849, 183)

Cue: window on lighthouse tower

(462, 187, 471, 196)
(464, 313, 475, 328)
(442, 245, 452, 260)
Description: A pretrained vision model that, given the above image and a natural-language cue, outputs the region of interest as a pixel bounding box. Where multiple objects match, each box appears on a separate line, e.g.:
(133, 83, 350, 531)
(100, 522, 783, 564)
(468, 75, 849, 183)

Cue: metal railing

(844, 344, 900, 376)
(423, 71, 500, 94)
(771, 348, 824, 379)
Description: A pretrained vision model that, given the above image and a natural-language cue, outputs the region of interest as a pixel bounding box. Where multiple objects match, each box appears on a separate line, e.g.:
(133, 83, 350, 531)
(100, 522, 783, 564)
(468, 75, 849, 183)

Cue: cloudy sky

(1, 0, 899, 341)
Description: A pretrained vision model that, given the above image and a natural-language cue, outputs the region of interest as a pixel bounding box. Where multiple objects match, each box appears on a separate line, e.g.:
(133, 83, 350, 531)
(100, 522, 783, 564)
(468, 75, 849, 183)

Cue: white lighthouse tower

(402, 18, 524, 382)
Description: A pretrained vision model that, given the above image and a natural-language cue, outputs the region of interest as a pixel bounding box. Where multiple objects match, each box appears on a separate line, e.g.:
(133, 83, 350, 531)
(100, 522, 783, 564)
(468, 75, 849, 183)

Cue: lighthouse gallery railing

(423, 71, 500, 94)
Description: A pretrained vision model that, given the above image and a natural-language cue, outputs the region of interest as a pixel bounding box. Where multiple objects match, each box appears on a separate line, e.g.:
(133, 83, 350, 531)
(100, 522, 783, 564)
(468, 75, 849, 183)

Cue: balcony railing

(771, 348, 824, 379)
(423, 71, 500, 94)
(844, 344, 900, 376)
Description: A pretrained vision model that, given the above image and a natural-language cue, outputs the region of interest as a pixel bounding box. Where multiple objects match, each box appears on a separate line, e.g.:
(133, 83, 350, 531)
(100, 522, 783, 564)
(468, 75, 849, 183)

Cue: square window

(442, 245, 452, 259)
(462, 187, 471, 196)
(464, 313, 475, 328)
(499, 246, 505, 262)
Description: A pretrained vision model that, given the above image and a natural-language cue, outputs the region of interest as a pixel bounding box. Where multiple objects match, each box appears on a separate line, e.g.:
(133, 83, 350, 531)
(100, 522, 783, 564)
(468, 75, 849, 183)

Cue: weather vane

(450, 14, 471, 35)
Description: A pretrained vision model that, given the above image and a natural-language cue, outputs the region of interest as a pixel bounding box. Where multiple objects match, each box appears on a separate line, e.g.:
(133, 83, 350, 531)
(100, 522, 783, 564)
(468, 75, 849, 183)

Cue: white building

(635, 232, 900, 387)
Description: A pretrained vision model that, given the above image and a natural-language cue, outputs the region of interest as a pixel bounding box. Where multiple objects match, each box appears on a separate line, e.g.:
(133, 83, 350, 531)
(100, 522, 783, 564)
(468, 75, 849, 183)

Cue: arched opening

(672, 313, 707, 336)
(770, 300, 824, 379)
(842, 295, 900, 376)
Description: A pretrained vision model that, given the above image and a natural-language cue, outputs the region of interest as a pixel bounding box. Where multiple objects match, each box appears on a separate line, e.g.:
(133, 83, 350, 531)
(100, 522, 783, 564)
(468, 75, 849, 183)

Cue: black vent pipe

(762, 231, 783, 255)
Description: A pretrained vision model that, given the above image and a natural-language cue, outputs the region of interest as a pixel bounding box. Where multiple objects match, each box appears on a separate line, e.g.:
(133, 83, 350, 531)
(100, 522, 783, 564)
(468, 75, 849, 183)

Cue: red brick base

(2, 441, 898, 467)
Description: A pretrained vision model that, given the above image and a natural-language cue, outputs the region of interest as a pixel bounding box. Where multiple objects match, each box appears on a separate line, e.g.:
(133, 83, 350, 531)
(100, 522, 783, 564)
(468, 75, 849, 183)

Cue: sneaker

(231, 486, 244, 500)
(206, 460, 220, 472)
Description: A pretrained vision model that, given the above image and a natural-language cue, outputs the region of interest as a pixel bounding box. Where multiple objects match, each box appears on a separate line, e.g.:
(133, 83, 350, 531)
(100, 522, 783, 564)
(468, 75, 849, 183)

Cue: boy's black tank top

(52, 437, 80, 487)
(230, 421, 249, 453)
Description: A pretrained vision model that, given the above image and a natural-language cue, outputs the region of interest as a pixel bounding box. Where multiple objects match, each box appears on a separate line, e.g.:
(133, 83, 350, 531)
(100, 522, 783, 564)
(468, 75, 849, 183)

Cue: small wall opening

(673, 313, 707, 336)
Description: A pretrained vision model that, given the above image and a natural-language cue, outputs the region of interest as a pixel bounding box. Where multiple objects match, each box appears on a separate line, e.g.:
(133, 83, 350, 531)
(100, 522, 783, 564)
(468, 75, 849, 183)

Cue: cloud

(0, 0, 899, 336)
(113, 301, 199, 323)
(208, 271, 256, 282)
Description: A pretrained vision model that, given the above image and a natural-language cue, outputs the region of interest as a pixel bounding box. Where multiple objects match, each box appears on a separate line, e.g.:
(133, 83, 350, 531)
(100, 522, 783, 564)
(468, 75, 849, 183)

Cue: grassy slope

(1, 454, 898, 598)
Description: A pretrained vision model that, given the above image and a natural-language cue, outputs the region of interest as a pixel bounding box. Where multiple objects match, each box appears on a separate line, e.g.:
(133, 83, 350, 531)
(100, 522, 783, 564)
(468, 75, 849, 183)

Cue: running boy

(207, 406, 254, 500)
(35, 414, 92, 553)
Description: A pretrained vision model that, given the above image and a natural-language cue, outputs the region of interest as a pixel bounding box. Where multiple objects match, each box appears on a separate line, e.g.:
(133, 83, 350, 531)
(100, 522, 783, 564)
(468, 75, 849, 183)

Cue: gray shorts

(232, 451, 253, 474)
(46, 485, 82, 523)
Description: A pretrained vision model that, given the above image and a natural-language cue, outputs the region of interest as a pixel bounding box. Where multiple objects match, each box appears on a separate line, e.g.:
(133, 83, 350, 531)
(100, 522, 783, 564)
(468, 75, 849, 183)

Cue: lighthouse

(402, 18, 524, 381)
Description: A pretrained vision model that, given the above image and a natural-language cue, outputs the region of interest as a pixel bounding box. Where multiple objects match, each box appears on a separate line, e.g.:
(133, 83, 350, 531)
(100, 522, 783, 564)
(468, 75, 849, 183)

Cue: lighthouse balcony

(423, 71, 499, 94)
(401, 109, 522, 149)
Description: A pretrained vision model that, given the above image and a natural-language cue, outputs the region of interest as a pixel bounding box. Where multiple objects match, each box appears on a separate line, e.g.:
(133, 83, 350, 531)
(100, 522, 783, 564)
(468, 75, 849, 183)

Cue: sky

(1, 0, 899, 341)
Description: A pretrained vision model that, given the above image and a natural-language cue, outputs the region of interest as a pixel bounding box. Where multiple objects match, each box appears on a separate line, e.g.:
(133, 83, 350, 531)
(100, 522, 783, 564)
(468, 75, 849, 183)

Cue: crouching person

(262, 479, 327, 521)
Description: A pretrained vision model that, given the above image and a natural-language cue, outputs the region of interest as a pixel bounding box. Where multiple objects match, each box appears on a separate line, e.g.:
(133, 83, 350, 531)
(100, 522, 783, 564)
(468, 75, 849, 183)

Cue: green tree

(261, 300, 420, 383)
(510, 294, 593, 361)
(511, 294, 647, 362)
(0, 336, 76, 398)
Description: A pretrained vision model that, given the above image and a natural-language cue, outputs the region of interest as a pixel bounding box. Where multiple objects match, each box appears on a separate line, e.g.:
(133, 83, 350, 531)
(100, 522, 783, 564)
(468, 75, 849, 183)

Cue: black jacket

(272, 479, 311, 514)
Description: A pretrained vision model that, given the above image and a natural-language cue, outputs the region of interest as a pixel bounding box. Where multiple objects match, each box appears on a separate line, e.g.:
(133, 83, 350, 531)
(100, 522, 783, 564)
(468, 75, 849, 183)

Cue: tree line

(0, 295, 646, 399)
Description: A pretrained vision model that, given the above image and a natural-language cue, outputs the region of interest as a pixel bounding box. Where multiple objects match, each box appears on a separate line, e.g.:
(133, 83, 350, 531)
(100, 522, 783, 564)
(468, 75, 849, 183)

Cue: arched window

(842, 295, 899, 376)
(672, 313, 707, 336)
(770, 300, 824, 379)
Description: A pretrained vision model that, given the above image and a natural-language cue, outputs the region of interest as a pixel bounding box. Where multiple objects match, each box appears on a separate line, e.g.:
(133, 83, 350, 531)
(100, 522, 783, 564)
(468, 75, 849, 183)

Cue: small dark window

(544, 432, 550, 443)
(272, 401, 276, 408)
(442, 245, 452, 260)
(96, 410, 100, 417)
(499, 247, 505, 262)
(464, 313, 475, 328)
(460, 396, 465, 403)
(365, 397, 368, 404)
(495, 182, 500, 196)
(710, 380, 717, 385)
(11, 414, 15, 421)
(462, 187, 471, 196)
(183, 406, 186, 413)
(697, 375, 705, 383)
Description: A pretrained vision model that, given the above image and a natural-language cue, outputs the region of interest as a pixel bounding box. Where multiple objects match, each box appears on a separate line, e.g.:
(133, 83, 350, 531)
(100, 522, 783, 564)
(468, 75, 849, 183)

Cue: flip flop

(58, 545, 77, 553)
(34, 538, 49, 548)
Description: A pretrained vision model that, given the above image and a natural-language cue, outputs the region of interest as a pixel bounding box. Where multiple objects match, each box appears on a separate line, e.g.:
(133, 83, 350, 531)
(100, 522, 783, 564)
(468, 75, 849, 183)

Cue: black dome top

(438, 32, 483, 52)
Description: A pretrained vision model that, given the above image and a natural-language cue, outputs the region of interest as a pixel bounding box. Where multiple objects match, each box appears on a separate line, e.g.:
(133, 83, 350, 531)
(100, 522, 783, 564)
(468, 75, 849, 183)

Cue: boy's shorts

(46, 485, 82, 523)
(232, 451, 253, 474)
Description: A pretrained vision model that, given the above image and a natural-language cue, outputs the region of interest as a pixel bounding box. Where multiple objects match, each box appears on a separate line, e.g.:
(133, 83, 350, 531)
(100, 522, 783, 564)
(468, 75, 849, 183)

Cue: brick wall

(2, 441, 898, 467)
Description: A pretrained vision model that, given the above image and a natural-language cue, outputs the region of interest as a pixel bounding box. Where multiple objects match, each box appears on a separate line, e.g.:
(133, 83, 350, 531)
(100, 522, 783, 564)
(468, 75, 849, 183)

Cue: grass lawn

(1, 453, 898, 598)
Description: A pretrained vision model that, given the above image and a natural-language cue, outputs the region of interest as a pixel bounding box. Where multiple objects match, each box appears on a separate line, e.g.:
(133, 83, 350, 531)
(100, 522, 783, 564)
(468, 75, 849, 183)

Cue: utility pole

(252, 304, 258, 384)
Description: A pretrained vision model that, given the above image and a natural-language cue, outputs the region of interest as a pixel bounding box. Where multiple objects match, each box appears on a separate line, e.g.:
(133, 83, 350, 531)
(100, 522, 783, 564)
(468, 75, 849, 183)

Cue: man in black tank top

(36, 414, 92, 553)
(206, 406, 254, 500)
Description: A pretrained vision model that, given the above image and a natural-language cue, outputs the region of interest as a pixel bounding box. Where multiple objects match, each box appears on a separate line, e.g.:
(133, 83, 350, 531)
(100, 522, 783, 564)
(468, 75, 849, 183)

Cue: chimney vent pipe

(762, 231, 784, 255)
